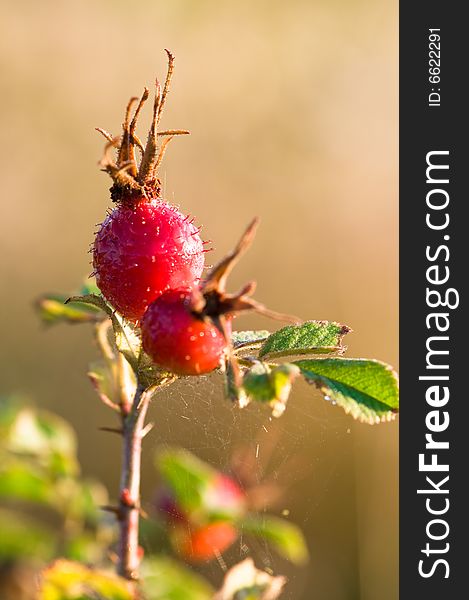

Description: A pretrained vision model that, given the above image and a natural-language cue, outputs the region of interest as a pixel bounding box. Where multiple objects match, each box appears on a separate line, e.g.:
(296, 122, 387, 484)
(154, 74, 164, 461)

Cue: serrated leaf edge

(296, 358, 399, 425)
(258, 320, 351, 359)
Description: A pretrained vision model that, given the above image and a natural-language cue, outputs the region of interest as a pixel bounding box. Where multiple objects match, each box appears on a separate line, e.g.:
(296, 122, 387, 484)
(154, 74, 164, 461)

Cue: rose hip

(93, 201, 204, 321)
(141, 289, 230, 375)
(92, 50, 204, 320)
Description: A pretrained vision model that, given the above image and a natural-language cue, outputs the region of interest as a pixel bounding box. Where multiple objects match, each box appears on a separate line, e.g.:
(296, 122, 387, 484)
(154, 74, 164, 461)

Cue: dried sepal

(96, 49, 189, 199)
(198, 219, 299, 325)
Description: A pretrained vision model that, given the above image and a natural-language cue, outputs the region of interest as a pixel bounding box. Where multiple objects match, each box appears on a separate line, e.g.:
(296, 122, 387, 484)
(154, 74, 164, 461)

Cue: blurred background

(0, 0, 397, 598)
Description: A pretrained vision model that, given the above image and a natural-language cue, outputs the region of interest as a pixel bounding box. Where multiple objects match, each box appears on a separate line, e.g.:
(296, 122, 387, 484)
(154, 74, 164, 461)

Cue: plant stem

(117, 382, 150, 580)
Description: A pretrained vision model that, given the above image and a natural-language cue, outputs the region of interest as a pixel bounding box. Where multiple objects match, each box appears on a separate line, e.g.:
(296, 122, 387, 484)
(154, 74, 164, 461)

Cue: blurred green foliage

(156, 448, 308, 564)
(0, 398, 289, 599)
(0, 396, 112, 565)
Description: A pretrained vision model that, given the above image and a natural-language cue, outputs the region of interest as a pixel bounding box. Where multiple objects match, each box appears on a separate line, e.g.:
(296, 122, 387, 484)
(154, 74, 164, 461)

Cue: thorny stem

(94, 317, 175, 582)
(117, 382, 151, 581)
(94, 317, 154, 581)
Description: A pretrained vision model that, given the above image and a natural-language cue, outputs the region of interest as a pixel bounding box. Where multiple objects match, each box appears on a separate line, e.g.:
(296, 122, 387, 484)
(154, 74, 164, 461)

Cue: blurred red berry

(174, 522, 238, 562)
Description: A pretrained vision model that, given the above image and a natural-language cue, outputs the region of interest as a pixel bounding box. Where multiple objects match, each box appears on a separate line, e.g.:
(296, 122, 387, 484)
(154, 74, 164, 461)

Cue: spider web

(136, 370, 354, 597)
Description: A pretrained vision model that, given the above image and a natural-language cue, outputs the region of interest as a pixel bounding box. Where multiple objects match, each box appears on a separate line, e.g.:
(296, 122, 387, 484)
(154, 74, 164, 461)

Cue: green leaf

(258, 321, 351, 359)
(4, 406, 79, 476)
(231, 330, 270, 351)
(0, 395, 21, 429)
(111, 312, 142, 371)
(41, 560, 132, 600)
(62, 532, 109, 564)
(243, 363, 300, 417)
(240, 516, 308, 565)
(136, 349, 176, 390)
(0, 509, 55, 560)
(156, 449, 217, 513)
(6, 406, 77, 457)
(295, 358, 399, 424)
(0, 463, 52, 504)
(64, 479, 109, 524)
(69, 294, 174, 389)
(66, 295, 140, 367)
(224, 359, 249, 407)
(35, 294, 102, 325)
(80, 280, 101, 296)
(65, 293, 109, 311)
(0, 403, 82, 503)
(157, 448, 245, 521)
(140, 557, 214, 600)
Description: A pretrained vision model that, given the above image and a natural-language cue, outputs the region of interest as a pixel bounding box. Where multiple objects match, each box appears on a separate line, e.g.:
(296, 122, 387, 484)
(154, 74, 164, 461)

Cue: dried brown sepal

(116, 96, 139, 170)
(203, 218, 260, 294)
(137, 79, 162, 185)
(157, 129, 190, 137)
(95, 127, 114, 143)
(216, 313, 243, 387)
(96, 50, 189, 202)
(155, 49, 175, 128)
(188, 219, 300, 387)
(197, 218, 300, 325)
(153, 134, 177, 173)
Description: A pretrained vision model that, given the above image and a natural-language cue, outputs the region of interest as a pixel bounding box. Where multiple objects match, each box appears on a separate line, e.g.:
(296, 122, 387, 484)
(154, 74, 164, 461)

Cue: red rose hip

(173, 522, 238, 562)
(141, 219, 296, 378)
(141, 289, 229, 375)
(93, 51, 203, 320)
(93, 200, 204, 320)
(187, 522, 238, 561)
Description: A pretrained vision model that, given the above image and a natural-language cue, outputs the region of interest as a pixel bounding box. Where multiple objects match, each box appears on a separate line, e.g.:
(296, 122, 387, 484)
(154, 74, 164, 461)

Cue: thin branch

(117, 384, 150, 580)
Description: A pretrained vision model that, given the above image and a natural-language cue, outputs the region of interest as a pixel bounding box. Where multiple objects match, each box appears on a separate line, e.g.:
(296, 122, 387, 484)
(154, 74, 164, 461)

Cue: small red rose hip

(141, 219, 296, 378)
(141, 289, 230, 376)
(188, 522, 238, 561)
(174, 522, 238, 562)
(93, 199, 204, 321)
